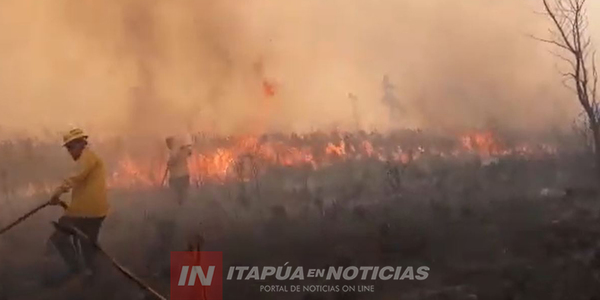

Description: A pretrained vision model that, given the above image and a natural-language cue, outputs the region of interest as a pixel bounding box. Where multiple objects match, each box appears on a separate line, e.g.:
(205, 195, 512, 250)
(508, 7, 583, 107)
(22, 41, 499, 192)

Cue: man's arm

(53, 154, 97, 196)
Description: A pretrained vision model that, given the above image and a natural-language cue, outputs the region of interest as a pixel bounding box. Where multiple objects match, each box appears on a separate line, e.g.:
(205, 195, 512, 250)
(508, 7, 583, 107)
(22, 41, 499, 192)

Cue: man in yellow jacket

(49, 128, 109, 277)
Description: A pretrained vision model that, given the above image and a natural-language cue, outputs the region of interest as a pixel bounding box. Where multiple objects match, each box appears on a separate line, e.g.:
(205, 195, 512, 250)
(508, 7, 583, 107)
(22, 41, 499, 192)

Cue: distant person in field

(381, 74, 403, 122)
(146, 135, 193, 277)
(49, 128, 109, 281)
(165, 135, 192, 205)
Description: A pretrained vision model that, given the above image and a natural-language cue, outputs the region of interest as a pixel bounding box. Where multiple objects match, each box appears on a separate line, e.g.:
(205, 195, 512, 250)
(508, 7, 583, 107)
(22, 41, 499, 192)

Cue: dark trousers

(50, 216, 105, 273)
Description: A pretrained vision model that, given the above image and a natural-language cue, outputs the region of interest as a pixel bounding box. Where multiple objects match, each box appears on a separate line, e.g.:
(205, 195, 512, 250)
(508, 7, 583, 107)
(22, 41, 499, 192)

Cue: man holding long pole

(48, 128, 109, 280)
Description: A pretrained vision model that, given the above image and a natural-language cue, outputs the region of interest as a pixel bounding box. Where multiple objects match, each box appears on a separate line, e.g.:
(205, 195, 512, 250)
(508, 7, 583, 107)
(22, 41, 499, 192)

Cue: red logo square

(170, 251, 223, 300)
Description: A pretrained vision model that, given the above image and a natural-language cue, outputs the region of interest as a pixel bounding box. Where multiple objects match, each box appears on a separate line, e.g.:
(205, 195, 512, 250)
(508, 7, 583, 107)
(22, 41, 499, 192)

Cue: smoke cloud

(0, 0, 586, 138)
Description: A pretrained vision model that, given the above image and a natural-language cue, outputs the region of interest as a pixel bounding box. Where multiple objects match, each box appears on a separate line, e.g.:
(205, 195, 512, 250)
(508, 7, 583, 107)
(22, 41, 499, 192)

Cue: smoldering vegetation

(1, 131, 600, 299)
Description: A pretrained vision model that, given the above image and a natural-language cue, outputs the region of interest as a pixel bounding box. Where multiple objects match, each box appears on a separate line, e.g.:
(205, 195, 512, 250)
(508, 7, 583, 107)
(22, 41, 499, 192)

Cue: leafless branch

(531, 35, 571, 51)
(550, 50, 577, 69)
(542, 0, 577, 53)
(561, 77, 577, 92)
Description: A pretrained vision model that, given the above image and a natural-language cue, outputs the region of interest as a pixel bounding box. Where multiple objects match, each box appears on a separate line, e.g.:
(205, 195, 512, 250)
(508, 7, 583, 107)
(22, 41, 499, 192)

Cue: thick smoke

(0, 0, 589, 138)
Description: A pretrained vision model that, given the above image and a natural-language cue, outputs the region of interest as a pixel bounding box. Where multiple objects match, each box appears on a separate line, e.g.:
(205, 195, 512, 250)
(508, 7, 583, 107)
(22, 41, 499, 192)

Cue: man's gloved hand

(49, 195, 68, 209)
(49, 195, 62, 206)
(52, 184, 69, 198)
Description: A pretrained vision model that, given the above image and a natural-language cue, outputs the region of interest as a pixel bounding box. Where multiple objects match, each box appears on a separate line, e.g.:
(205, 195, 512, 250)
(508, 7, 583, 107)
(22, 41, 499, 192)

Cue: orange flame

(460, 131, 503, 156)
(11, 131, 558, 196)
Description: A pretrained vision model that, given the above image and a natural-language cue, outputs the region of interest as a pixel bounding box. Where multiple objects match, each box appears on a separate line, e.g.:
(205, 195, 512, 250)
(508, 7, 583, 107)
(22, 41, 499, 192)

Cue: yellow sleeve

(62, 153, 97, 189)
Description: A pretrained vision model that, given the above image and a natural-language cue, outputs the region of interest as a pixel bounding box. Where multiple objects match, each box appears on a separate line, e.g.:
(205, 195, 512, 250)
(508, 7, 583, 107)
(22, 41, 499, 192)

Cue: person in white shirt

(165, 135, 192, 205)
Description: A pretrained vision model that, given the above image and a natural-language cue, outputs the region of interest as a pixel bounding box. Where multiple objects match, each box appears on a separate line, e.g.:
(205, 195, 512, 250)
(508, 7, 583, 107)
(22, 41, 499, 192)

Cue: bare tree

(536, 0, 599, 175)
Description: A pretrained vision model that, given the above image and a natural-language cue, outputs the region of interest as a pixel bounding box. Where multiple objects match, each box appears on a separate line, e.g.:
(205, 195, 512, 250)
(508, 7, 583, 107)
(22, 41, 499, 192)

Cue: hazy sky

(591, 1, 600, 43)
(0, 0, 597, 138)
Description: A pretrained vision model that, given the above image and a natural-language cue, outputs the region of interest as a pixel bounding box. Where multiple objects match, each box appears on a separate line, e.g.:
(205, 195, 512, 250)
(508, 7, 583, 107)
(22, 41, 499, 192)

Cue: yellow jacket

(60, 148, 109, 218)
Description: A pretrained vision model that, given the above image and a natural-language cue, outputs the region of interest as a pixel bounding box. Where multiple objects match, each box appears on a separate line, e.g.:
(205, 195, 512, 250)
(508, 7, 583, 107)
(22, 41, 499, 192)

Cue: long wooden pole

(0, 200, 67, 236)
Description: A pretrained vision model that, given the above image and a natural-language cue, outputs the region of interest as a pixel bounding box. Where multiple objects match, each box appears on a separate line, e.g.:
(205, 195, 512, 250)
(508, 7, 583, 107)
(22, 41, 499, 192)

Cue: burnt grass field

(1, 136, 600, 299)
